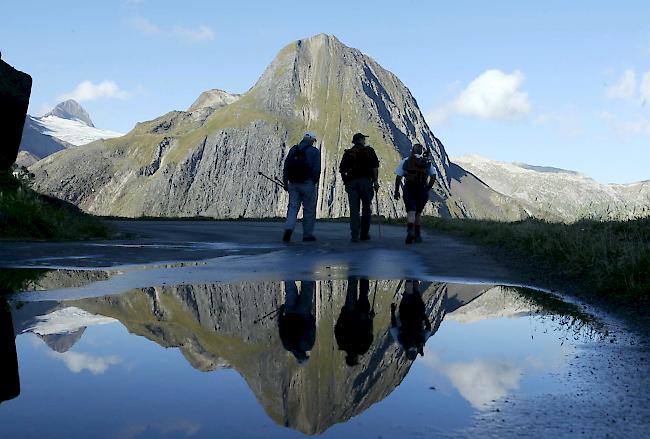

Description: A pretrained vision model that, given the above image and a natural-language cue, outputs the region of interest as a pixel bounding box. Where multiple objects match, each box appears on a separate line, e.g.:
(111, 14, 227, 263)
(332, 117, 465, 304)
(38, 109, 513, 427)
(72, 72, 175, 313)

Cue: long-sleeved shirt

(283, 140, 321, 184)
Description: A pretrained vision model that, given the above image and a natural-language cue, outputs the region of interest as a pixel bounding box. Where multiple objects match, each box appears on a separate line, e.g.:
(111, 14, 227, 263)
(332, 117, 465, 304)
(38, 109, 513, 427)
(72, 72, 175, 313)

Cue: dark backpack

(286, 145, 311, 183)
(341, 147, 372, 183)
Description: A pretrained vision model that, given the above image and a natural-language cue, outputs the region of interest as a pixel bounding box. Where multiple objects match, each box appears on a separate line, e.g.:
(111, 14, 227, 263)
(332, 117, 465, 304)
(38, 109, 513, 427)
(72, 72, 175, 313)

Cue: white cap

(303, 131, 317, 140)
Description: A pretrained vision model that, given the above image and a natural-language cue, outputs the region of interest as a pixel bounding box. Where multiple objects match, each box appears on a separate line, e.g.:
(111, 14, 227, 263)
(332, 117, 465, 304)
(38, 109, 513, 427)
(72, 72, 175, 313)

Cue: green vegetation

(423, 217, 650, 315)
(0, 168, 109, 240)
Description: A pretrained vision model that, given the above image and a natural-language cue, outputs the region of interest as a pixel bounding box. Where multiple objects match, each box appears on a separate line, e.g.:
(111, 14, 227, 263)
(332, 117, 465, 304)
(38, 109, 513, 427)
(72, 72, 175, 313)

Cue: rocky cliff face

(0, 56, 32, 171)
(69, 280, 451, 434)
(454, 154, 650, 222)
(30, 34, 524, 220)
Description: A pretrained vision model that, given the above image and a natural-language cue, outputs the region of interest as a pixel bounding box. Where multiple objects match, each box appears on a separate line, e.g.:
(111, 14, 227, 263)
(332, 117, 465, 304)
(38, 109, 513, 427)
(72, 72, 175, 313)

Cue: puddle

(0, 277, 606, 438)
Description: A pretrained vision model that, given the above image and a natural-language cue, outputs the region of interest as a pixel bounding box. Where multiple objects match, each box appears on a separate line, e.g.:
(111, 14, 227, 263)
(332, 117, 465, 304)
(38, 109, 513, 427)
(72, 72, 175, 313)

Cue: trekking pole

(253, 306, 282, 325)
(392, 279, 404, 300)
(375, 187, 382, 238)
(371, 280, 378, 317)
(258, 171, 286, 190)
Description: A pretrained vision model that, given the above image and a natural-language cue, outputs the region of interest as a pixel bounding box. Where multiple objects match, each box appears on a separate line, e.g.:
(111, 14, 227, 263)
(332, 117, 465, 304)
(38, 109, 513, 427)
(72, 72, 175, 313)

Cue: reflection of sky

(420, 317, 571, 410)
(2, 300, 579, 438)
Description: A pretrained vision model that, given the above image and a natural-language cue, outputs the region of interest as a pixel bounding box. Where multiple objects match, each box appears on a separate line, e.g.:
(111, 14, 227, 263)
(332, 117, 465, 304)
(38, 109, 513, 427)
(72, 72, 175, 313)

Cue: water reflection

(335, 277, 374, 367)
(0, 298, 20, 404)
(0, 277, 605, 437)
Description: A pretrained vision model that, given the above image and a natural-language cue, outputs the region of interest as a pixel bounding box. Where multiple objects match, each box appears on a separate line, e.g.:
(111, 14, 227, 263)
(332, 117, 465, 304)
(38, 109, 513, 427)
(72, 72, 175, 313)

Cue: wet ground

(0, 221, 649, 438)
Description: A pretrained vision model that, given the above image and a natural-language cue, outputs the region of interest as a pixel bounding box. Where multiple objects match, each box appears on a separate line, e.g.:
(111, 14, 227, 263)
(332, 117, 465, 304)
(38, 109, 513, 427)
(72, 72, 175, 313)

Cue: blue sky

(1, 0, 649, 183)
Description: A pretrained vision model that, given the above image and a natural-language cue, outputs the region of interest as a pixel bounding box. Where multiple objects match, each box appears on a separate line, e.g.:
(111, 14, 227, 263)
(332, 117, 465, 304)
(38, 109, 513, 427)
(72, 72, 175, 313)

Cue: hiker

(390, 280, 432, 360)
(282, 132, 321, 243)
(278, 280, 316, 364)
(339, 133, 380, 242)
(394, 143, 437, 244)
(335, 277, 374, 367)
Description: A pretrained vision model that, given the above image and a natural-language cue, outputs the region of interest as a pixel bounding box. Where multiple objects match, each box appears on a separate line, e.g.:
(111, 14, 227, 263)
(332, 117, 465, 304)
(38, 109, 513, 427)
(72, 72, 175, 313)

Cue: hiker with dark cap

(278, 280, 316, 364)
(335, 277, 374, 367)
(394, 143, 437, 244)
(339, 133, 380, 242)
(282, 132, 321, 243)
(390, 280, 432, 361)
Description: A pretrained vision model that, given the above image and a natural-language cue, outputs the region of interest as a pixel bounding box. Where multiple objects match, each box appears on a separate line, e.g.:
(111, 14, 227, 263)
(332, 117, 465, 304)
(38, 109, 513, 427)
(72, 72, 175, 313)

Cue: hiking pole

(392, 279, 404, 300)
(375, 187, 382, 238)
(371, 280, 378, 317)
(258, 171, 286, 190)
(253, 306, 282, 325)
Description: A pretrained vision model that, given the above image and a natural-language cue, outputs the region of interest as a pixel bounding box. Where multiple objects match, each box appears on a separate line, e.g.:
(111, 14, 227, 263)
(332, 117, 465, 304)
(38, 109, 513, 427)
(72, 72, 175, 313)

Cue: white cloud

(598, 111, 650, 136)
(172, 25, 215, 42)
(427, 69, 531, 125)
(59, 80, 129, 102)
(423, 354, 523, 409)
(131, 16, 160, 35)
(606, 69, 637, 101)
(130, 16, 215, 43)
(640, 72, 650, 105)
(49, 351, 122, 375)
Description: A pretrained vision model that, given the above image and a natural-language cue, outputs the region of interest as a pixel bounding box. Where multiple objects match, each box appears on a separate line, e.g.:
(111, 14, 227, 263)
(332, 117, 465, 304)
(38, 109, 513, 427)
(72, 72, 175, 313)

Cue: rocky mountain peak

(44, 99, 94, 127)
(187, 89, 240, 112)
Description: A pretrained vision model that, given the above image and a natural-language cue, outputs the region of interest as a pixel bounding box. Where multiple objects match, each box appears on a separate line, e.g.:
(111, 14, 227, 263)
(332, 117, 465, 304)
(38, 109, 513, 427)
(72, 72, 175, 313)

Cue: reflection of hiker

(339, 133, 380, 242)
(278, 281, 316, 364)
(390, 280, 432, 360)
(0, 299, 20, 404)
(282, 132, 321, 243)
(394, 143, 437, 244)
(335, 277, 374, 367)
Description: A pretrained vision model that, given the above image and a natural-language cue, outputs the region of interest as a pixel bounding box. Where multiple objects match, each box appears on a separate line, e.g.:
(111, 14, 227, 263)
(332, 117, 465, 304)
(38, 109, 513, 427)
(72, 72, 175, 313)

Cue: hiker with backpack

(394, 143, 437, 244)
(278, 280, 316, 364)
(390, 279, 432, 361)
(335, 276, 375, 367)
(282, 132, 321, 243)
(339, 133, 380, 242)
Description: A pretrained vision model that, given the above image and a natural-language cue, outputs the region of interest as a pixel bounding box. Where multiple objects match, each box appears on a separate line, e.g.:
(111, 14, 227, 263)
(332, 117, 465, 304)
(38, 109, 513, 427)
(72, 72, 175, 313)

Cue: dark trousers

(345, 178, 374, 239)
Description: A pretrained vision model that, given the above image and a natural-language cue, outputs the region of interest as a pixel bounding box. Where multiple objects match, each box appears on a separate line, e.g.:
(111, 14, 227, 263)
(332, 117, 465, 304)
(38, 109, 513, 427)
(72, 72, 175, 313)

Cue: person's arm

(372, 167, 379, 191)
(339, 151, 349, 183)
(426, 165, 437, 190)
(390, 303, 397, 326)
(394, 175, 402, 199)
(282, 147, 292, 189)
(313, 148, 322, 185)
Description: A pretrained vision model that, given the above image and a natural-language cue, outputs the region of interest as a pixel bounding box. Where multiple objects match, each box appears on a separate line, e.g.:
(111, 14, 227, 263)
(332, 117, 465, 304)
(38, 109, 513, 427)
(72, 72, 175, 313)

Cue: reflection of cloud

(424, 354, 522, 409)
(119, 420, 201, 439)
(48, 351, 122, 375)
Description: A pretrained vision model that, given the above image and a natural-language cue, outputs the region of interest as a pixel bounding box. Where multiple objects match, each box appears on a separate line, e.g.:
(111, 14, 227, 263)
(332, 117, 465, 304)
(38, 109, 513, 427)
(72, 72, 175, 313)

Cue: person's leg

(360, 180, 373, 239)
(345, 277, 358, 309)
(358, 278, 371, 314)
(302, 183, 317, 239)
(347, 180, 361, 241)
(414, 186, 428, 242)
(299, 280, 316, 316)
(283, 183, 301, 241)
(406, 211, 416, 244)
(284, 280, 300, 311)
(403, 184, 417, 244)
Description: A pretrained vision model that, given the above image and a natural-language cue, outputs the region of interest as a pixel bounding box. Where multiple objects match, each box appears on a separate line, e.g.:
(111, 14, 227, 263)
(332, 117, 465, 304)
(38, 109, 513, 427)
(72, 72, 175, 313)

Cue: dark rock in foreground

(0, 55, 32, 171)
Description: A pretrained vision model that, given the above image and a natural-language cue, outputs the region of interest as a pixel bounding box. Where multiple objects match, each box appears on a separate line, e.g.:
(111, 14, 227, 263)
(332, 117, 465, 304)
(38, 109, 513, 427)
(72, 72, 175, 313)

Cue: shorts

(403, 183, 430, 214)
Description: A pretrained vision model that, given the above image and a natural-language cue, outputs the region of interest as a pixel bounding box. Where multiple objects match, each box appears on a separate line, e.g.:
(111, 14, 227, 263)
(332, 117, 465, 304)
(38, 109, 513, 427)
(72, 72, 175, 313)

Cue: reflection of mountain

(58, 280, 482, 434)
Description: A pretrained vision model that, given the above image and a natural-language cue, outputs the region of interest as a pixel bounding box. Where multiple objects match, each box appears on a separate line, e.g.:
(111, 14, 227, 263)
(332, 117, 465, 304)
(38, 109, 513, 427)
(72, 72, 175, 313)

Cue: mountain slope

(18, 100, 122, 162)
(31, 34, 524, 220)
(454, 155, 650, 221)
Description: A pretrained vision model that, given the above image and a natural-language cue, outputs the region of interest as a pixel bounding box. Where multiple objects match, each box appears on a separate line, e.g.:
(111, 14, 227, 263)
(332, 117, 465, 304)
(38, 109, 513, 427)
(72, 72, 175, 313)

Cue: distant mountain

(187, 89, 240, 112)
(454, 155, 650, 222)
(17, 100, 122, 165)
(30, 34, 525, 220)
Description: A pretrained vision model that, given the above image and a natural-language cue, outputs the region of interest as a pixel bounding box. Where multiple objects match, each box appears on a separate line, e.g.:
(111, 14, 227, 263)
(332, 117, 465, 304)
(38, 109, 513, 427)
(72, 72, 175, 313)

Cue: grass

(0, 169, 109, 240)
(422, 217, 650, 315)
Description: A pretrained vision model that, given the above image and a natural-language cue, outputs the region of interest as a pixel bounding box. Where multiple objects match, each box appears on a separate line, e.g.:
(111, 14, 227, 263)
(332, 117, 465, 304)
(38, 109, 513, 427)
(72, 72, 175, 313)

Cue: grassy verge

(0, 169, 109, 240)
(422, 217, 650, 315)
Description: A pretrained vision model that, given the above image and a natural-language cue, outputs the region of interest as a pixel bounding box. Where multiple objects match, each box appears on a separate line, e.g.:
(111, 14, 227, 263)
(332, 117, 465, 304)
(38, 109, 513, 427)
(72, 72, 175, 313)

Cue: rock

(44, 99, 94, 127)
(0, 58, 32, 171)
(31, 34, 525, 220)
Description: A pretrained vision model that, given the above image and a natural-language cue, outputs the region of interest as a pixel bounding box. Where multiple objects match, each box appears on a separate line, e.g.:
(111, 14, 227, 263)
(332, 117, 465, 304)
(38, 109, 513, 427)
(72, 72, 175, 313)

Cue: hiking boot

(360, 234, 371, 241)
(302, 235, 317, 242)
(405, 234, 415, 245)
(282, 230, 292, 243)
(351, 236, 360, 243)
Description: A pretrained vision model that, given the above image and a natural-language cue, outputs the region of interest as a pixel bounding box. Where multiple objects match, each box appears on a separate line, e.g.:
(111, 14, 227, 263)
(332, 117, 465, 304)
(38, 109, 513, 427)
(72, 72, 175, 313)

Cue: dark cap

(352, 133, 368, 143)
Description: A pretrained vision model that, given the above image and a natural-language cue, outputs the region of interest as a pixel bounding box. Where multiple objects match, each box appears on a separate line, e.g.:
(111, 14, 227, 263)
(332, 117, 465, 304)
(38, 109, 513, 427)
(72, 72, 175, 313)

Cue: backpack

(404, 156, 431, 185)
(341, 147, 372, 183)
(286, 145, 311, 183)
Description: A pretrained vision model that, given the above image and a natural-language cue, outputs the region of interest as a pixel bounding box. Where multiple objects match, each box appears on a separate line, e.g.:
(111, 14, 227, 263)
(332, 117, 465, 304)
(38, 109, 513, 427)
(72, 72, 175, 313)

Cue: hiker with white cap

(282, 131, 321, 242)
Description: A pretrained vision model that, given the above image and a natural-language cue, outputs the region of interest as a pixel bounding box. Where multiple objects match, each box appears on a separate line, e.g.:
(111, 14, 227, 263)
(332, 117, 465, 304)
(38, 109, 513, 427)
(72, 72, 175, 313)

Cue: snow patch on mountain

(32, 115, 122, 146)
(24, 306, 116, 335)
